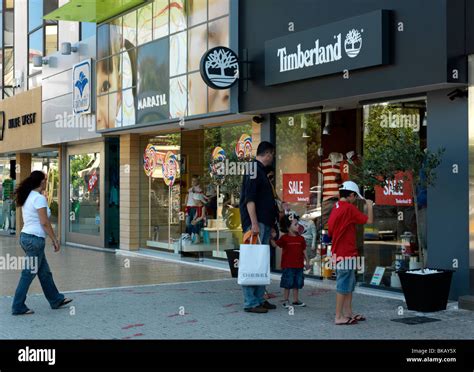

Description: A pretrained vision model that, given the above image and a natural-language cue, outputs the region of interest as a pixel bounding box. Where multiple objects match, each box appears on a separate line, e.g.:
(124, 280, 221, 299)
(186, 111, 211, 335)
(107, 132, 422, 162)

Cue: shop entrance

(66, 142, 105, 247)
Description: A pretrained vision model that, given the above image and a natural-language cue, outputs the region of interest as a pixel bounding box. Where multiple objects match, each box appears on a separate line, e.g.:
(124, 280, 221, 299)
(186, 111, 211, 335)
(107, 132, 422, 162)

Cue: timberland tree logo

(344, 29, 363, 58)
(200, 47, 239, 90)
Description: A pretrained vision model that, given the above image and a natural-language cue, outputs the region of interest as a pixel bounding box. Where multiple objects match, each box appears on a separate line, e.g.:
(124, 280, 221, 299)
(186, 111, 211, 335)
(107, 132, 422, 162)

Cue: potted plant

(353, 108, 453, 311)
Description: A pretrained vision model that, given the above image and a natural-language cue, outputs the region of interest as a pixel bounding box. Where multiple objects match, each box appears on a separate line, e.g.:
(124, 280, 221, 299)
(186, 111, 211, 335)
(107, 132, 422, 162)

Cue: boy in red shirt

(328, 181, 373, 325)
(270, 214, 310, 308)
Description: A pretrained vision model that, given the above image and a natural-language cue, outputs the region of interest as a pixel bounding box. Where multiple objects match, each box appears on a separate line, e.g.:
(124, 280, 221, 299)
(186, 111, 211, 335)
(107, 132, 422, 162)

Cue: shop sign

(200, 47, 239, 90)
(283, 173, 310, 203)
(375, 171, 414, 206)
(8, 113, 37, 128)
(136, 38, 170, 124)
(72, 59, 92, 115)
(265, 10, 390, 86)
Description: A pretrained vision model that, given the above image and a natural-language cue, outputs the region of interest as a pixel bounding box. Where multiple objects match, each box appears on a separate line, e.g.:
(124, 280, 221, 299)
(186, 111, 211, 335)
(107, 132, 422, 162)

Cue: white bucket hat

(339, 181, 365, 199)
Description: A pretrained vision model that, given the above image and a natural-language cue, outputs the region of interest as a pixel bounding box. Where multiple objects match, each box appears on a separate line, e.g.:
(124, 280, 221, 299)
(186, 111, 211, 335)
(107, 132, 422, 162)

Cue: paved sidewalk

(0, 236, 228, 296)
(1, 278, 473, 340)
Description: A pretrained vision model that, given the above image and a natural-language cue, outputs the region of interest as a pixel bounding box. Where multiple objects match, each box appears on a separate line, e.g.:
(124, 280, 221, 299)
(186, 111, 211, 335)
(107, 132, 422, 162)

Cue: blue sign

(73, 59, 92, 114)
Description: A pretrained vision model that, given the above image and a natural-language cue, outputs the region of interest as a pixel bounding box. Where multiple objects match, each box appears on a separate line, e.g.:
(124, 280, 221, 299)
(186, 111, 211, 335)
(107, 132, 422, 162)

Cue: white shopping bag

(237, 236, 271, 286)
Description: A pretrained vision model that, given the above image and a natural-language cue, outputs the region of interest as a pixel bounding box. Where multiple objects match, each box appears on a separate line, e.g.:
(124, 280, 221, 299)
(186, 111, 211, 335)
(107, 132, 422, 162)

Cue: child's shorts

(336, 269, 356, 294)
(280, 268, 304, 289)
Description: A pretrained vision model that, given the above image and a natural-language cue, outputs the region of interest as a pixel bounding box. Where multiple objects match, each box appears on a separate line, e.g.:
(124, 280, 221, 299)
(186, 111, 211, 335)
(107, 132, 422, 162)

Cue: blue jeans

(242, 223, 271, 309)
(12, 233, 65, 315)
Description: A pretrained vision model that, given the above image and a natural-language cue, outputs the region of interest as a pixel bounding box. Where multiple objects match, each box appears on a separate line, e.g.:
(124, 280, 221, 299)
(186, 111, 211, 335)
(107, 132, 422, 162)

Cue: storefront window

(31, 152, 59, 231)
(69, 153, 101, 236)
(0, 157, 15, 234)
(96, 0, 231, 131)
(140, 133, 181, 250)
(361, 100, 427, 288)
(274, 101, 427, 290)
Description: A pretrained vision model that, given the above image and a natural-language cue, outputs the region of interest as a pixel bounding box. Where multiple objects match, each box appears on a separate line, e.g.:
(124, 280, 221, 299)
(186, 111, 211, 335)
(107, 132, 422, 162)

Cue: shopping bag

(237, 236, 271, 286)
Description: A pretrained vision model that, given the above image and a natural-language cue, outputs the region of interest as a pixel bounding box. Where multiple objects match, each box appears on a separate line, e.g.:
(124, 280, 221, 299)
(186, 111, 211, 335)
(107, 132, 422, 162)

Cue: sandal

(13, 309, 35, 316)
(335, 317, 358, 325)
(351, 314, 366, 321)
(57, 298, 73, 308)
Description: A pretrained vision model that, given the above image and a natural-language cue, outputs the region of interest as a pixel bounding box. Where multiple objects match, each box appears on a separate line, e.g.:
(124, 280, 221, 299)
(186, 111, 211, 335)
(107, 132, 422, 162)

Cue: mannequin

(319, 152, 343, 227)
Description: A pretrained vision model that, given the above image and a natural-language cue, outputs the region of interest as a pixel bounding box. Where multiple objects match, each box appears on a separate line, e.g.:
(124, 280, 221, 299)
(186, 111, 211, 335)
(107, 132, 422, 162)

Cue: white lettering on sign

(288, 180, 304, 195)
(383, 180, 404, 196)
(277, 34, 342, 72)
(138, 94, 168, 110)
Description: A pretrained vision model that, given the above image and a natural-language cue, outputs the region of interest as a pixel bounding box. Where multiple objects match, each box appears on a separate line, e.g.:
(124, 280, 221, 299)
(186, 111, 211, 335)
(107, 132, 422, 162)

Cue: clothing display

(2, 178, 13, 200)
(319, 152, 343, 201)
(340, 151, 360, 183)
(298, 218, 317, 257)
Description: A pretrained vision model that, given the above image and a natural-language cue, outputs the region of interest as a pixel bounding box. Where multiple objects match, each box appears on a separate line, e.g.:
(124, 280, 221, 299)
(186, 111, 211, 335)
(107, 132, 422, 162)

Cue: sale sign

(375, 171, 414, 206)
(283, 173, 310, 203)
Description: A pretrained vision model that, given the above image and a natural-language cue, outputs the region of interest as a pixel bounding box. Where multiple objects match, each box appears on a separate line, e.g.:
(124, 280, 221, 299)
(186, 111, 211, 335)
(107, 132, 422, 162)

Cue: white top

(21, 191, 51, 238)
(186, 186, 203, 207)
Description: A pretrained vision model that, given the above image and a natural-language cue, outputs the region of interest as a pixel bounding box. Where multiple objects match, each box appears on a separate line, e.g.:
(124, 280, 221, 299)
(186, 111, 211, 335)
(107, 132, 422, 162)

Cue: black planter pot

(397, 268, 454, 312)
(225, 249, 240, 278)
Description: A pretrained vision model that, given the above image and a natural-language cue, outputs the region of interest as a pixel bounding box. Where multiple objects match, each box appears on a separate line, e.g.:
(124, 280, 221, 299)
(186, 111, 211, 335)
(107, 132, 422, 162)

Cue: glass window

(188, 72, 207, 116)
(109, 92, 120, 129)
(170, 75, 187, 118)
(123, 11, 137, 48)
(97, 95, 109, 131)
(45, 24, 58, 56)
(28, 0, 43, 32)
(122, 49, 136, 89)
(208, 16, 228, 49)
(97, 24, 110, 60)
(81, 22, 96, 41)
(170, 0, 186, 34)
(153, 0, 169, 39)
(170, 31, 187, 76)
(208, 87, 229, 113)
(28, 28, 43, 75)
(69, 153, 101, 236)
(110, 17, 123, 55)
(188, 24, 207, 72)
(188, 0, 207, 26)
(139, 133, 181, 249)
(137, 3, 153, 45)
(122, 88, 136, 126)
(4, 8, 14, 46)
(4, 48, 14, 86)
(361, 101, 427, 287)
(208, 0, 229, 20)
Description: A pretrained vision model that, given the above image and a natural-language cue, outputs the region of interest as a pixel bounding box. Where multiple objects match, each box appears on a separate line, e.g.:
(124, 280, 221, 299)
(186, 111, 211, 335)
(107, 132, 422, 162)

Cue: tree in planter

(353, 127, 444, 267)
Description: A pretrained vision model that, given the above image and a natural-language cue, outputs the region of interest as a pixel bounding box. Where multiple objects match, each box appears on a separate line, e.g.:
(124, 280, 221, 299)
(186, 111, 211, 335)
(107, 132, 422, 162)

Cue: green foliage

(353, 104, 444, 192)
(70, 154, 93, 191)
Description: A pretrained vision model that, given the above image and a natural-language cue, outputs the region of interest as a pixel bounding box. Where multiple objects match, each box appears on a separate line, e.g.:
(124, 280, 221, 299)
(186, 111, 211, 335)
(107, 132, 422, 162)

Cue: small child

(270, 214, 310, 308)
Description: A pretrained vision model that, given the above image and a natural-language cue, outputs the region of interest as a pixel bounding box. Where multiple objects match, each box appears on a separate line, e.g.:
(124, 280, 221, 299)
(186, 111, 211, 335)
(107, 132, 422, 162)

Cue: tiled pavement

(1, 235, 473, 340)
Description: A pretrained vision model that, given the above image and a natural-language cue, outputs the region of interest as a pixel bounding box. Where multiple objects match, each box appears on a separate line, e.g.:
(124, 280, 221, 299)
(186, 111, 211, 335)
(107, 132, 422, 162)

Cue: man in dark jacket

(239, 141, 278, 313)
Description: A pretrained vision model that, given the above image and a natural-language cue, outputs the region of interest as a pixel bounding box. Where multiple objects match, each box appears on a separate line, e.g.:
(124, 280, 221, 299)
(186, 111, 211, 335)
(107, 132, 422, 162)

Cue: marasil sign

(265, 10, 390, 86)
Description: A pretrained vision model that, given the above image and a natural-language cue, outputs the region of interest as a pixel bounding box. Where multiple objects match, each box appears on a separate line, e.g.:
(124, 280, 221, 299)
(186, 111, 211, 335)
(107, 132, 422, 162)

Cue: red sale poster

(375, 171, 414, 206)
(283, 173, 310, 203)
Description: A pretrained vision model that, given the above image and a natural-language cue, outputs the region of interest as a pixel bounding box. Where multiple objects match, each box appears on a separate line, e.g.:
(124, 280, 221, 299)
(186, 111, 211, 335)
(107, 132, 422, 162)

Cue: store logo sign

(73, 59, 92, 115)
(200, 47, 239, 90)
(265, 10, 389, 86)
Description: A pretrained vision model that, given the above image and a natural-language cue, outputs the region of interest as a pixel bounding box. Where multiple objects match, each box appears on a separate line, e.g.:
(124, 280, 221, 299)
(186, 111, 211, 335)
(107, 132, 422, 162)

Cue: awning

(43, 0, 147, 24)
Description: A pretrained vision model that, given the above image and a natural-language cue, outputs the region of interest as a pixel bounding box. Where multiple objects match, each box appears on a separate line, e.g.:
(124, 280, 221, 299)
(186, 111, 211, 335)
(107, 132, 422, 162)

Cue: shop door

(66, 142, 105, 247)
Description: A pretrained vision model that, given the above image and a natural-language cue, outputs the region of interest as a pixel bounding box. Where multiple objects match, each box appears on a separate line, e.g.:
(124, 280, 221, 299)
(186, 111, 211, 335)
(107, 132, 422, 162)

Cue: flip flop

(351, 314, 366, 321)
(13, 309, 35, 316)
(335, 317, 358, 325)
(56, 298, 73, 308)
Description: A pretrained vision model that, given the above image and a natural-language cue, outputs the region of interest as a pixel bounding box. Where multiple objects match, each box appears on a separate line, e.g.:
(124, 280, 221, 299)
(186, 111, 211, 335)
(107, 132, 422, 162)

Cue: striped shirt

(320, 157, 342, 201)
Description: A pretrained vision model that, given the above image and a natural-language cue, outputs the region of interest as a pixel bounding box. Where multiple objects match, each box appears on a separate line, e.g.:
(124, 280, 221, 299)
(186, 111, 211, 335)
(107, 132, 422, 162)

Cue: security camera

(447, 89, 468, 101)
(252, 116, 264, 124)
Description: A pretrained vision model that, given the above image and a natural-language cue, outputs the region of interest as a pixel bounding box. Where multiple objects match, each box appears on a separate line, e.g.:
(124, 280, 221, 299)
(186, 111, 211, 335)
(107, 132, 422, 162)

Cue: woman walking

(12, 171, 72, 315)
